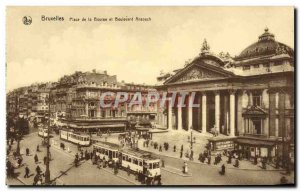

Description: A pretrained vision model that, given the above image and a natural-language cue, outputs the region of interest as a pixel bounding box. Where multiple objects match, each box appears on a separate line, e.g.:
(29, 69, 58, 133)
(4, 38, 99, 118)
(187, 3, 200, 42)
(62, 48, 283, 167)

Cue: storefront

(235, 136, 278, 160)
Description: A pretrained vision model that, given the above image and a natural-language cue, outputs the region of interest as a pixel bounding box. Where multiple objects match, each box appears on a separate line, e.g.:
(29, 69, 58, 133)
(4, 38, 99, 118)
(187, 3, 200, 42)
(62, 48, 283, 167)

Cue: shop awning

(236, 138, 276, 147)
(74, 124, 126, 129)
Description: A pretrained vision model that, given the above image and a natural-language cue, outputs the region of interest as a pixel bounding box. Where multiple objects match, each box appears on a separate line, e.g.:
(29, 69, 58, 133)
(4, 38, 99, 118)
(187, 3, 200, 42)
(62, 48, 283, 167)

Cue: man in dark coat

(26, 148, 30, 156)
(34, 154, 39, 163)
(219, 164, 225, 175)
(24, 166, 30, 178)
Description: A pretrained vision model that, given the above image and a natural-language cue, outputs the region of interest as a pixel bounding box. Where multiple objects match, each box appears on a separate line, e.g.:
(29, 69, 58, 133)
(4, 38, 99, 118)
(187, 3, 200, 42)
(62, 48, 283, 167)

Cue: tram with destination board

(60, 129, 91, 146)
(92, 142, 161, 181)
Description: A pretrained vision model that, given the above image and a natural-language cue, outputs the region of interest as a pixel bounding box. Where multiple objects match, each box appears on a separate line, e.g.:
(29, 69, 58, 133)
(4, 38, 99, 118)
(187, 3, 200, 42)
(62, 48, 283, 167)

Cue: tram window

(139, 161, 143, 166)
(122, 155, 126, 160)
(105, 150, 108, 155)
(149, 163, 153, 169)
(133, 159, 138, 165)
(153, 162, 159, 169)
(128, 157, 131, 162)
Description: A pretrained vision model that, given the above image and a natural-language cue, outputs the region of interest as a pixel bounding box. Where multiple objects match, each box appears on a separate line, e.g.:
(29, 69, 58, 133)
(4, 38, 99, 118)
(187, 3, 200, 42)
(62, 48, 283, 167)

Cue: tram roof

(93, 141, 121, 150)
(121, 148, 157, 160)
(60, 128, 90, 137)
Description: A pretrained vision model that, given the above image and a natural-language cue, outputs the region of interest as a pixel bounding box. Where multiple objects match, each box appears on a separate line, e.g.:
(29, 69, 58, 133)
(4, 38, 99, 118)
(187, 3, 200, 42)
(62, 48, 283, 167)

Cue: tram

(60, 129, 91, 146)
(38, 127, 49, 138)
(92, 142, 161, 180)
(93, 142, 120, 162)
(120, 148, 161, 179)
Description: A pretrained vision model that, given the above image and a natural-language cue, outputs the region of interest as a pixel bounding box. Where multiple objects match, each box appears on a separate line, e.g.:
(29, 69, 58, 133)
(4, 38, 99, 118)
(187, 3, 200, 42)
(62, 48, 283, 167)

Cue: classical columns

(202, 92, 207, 133)
(215, 91, 220, 133)
(187, 94, 193, 131)
(85, 102, 89, 117)
(177, 96, 183, 131)
(229, 90, 236, 137)
(168, 98, 172, 130)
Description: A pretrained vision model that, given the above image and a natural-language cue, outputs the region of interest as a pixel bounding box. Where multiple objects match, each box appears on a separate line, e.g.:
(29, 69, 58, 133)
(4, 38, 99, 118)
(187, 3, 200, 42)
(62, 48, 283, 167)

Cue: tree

(15, 117, 28, 155)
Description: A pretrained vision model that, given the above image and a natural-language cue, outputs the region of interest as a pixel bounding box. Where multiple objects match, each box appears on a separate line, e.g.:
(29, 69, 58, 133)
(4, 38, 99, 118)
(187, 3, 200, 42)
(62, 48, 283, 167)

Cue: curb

(15, 177, 27, 185)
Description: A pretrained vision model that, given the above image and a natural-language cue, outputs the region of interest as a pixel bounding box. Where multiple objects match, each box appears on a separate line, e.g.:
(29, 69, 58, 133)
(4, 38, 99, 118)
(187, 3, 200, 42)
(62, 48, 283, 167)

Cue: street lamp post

(187, 128, 196, 152)
(44, 93, 51, 184)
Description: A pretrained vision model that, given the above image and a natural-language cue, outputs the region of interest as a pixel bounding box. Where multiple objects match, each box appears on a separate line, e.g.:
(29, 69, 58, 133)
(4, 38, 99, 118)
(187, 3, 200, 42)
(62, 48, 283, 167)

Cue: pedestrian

(214, 156, 218, 165)
(190, 150, 194, 161)
(219, 164, 225, 175)
(26, 148, 30, 156)
(36, 165, 41, 175)
(80, 151, 84, 160)
(127, 165, 131, 176)
(253, 156, 258, 165)
(97, 161, 102, 169)
(173, 145, 176, 152)
(6, 161, 12, 177)
(33, 174, 39, 185)
(207, 155, 211, 165)
(159, 145, 162, 152)
(85, 150, 88, 160)
(74, 157, 79, 167)
(17, 157, 23, 167)
(280, 176, 288, 184)
(114, 166, 118, 175)
(34, 154, 39, 163)
(227, 154, 232, 164)
(24, 166, 30, 178)
(43, 156, 47, 165)
(233, 159, 239, 168)
(180, 151, 183, 158)
(36, 144, 40, 152)
(183, 162, 188, 174)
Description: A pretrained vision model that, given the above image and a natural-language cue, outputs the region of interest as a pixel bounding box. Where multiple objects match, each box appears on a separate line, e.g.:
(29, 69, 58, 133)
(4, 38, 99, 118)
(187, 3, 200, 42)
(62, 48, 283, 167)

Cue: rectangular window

(252, 92, 262, 106)
(274, 61, 281, 66)
(252, 118, 262, 135)
(253, 64, 260, 68)
(243, 66, 250, 70)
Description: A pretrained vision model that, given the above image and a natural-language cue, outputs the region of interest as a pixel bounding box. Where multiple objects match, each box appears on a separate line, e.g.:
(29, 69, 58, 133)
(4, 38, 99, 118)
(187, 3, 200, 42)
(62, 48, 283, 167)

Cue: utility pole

(45, 92, 51, 184)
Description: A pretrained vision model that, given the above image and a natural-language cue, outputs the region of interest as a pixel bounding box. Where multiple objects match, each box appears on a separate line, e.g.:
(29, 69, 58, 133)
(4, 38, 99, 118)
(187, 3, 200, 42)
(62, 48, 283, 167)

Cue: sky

(6, 6, 294, 91)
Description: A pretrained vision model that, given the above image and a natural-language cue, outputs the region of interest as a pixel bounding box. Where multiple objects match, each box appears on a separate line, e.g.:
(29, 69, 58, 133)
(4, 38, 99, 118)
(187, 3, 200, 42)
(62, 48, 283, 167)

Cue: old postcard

(6, 6, 295, 186)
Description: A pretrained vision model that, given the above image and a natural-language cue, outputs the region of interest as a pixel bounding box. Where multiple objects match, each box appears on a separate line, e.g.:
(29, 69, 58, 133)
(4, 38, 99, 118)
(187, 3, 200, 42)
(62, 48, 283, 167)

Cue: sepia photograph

(5, 6, 295, 186)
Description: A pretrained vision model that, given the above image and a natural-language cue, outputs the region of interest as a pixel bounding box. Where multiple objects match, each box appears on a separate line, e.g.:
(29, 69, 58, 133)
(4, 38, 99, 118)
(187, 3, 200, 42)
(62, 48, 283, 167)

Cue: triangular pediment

(165, 62, 234, 84)
(242, 106, 268, 117)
